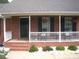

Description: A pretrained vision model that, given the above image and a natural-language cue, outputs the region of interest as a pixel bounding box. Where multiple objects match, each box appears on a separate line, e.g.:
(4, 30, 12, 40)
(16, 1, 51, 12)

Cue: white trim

(59, 15, 61, 42)
(1, 11, 79, 14)
(3, 18, 6, 42)
(28, 31, 74, 33)
(31, 32, 59, 33)
(19, 16, 29, 18)
(29, 16, 31, 42)
(1, 11, 79, 16)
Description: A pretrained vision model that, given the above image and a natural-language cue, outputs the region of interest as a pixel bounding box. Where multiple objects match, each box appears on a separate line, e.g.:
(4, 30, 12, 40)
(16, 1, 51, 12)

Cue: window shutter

(50, 17, 54, 32)
(72, 17, 76, 31)
(38, 17, 42, 32)
(61, 16, 65, 31)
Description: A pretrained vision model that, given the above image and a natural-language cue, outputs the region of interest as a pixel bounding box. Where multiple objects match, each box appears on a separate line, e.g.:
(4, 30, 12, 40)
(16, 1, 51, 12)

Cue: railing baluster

(30, 32, 79, 42)
(61, 32, 79, 42)
(30, 32, 59, 42)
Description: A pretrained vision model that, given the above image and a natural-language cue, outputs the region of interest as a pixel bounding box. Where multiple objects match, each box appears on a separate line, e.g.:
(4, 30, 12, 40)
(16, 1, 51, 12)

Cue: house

(0, 0, 79, 51)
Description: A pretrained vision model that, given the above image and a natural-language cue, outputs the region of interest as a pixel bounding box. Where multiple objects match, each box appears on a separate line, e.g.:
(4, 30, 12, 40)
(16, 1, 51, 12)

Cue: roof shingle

(0, 0, 79, 14)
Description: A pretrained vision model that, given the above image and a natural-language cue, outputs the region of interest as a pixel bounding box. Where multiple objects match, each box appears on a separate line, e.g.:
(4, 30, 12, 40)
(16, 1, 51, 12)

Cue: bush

(68, 45, 78, 51)
(42, 46, 53, 51)
(0, 55, 6, 59)
(29, 45, 38, 52)
(0, 50, 8, 55)
(56, 46, 65, 51)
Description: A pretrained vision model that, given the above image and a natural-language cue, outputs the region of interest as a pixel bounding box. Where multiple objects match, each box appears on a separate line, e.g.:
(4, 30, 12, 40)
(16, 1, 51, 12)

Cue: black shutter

(61, 16, 65, 31)
(50, 17, 54, 32)
(72, 17, 76, 31)
(38, 17, 42, 32)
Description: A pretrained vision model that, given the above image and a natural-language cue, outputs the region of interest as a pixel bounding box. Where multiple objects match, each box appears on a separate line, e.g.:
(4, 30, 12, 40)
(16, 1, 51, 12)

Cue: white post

(29, 16, 31, 42)
(59, 15, 61, 42)
(3, 17, 6, 42)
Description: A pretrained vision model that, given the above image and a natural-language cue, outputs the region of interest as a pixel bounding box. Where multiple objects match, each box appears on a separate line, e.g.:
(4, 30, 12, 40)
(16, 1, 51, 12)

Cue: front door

(20, 17, 29, 39)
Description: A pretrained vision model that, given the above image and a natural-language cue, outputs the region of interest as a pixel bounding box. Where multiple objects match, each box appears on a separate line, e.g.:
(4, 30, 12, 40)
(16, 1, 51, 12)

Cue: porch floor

(7, 40, 29, 42)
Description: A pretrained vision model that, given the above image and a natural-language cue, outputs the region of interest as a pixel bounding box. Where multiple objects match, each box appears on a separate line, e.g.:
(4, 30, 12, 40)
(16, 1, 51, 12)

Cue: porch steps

(4, 40, 29, 51)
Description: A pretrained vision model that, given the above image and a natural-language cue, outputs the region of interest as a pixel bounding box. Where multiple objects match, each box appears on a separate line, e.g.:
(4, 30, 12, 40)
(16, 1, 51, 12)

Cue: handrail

(30, 32, 79, 42)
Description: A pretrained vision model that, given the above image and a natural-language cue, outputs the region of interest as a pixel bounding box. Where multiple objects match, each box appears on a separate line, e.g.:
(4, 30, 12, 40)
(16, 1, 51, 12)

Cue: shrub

(0, 55, 6, 59)
(0, 50, 8, 55)
(42, 46, 53, 51)
(29, 45, 38, 52)
(56, 46, 65, 51)
(68, 45, 78, 51)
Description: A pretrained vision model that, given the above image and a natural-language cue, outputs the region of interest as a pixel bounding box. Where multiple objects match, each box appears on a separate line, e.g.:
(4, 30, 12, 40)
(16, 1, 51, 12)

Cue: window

(64, 17, 72, 31)
(42, 17, 50, 32)
(38, 16, 54, 32)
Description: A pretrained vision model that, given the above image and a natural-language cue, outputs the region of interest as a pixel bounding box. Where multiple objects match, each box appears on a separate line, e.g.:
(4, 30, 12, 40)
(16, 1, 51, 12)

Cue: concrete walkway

(6, 51, 79, 59)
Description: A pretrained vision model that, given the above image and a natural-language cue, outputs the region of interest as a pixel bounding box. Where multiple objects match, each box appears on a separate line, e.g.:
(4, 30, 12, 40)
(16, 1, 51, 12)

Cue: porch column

(3, 17, 6, 42)
(29, 16, 31, 41)
(59, 15, 61, 42)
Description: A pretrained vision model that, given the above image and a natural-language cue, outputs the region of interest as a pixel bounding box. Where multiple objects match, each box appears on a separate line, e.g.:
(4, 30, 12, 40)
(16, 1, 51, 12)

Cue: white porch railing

(30, 32, 59, 42)
(30, 32, 79, 42)
(4, 31, 12, 42)
(61, 32, 79, 42)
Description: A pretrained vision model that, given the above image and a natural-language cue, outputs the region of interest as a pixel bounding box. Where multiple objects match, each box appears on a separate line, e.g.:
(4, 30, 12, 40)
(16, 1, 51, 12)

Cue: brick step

(8, 46, 29, 51)
(5, 43, 29, 47)
(11, 49, 28, 51)
(5, 45, 29, 48)
(4, 40, 29, 51)
(5, 42, 29, 44)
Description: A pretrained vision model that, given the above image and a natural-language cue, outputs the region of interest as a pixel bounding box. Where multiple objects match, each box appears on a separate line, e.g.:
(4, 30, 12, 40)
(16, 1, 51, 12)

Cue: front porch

(0, 15, 79, 50)
(0, 16, 79, 42)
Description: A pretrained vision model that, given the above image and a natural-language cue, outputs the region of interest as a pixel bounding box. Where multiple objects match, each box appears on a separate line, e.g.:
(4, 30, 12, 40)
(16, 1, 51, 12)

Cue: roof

(0, 0, 79, 15)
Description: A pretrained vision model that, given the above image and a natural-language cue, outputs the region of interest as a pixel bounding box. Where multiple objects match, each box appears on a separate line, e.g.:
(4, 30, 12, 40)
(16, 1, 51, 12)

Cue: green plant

(0, 55, 6, 59)
(56, 46, 65, 51)
(68, 45, 78, 51)
(29, 45, 38, 52)
(42, 46, 53, 51)
(0, 50, 8, 55)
